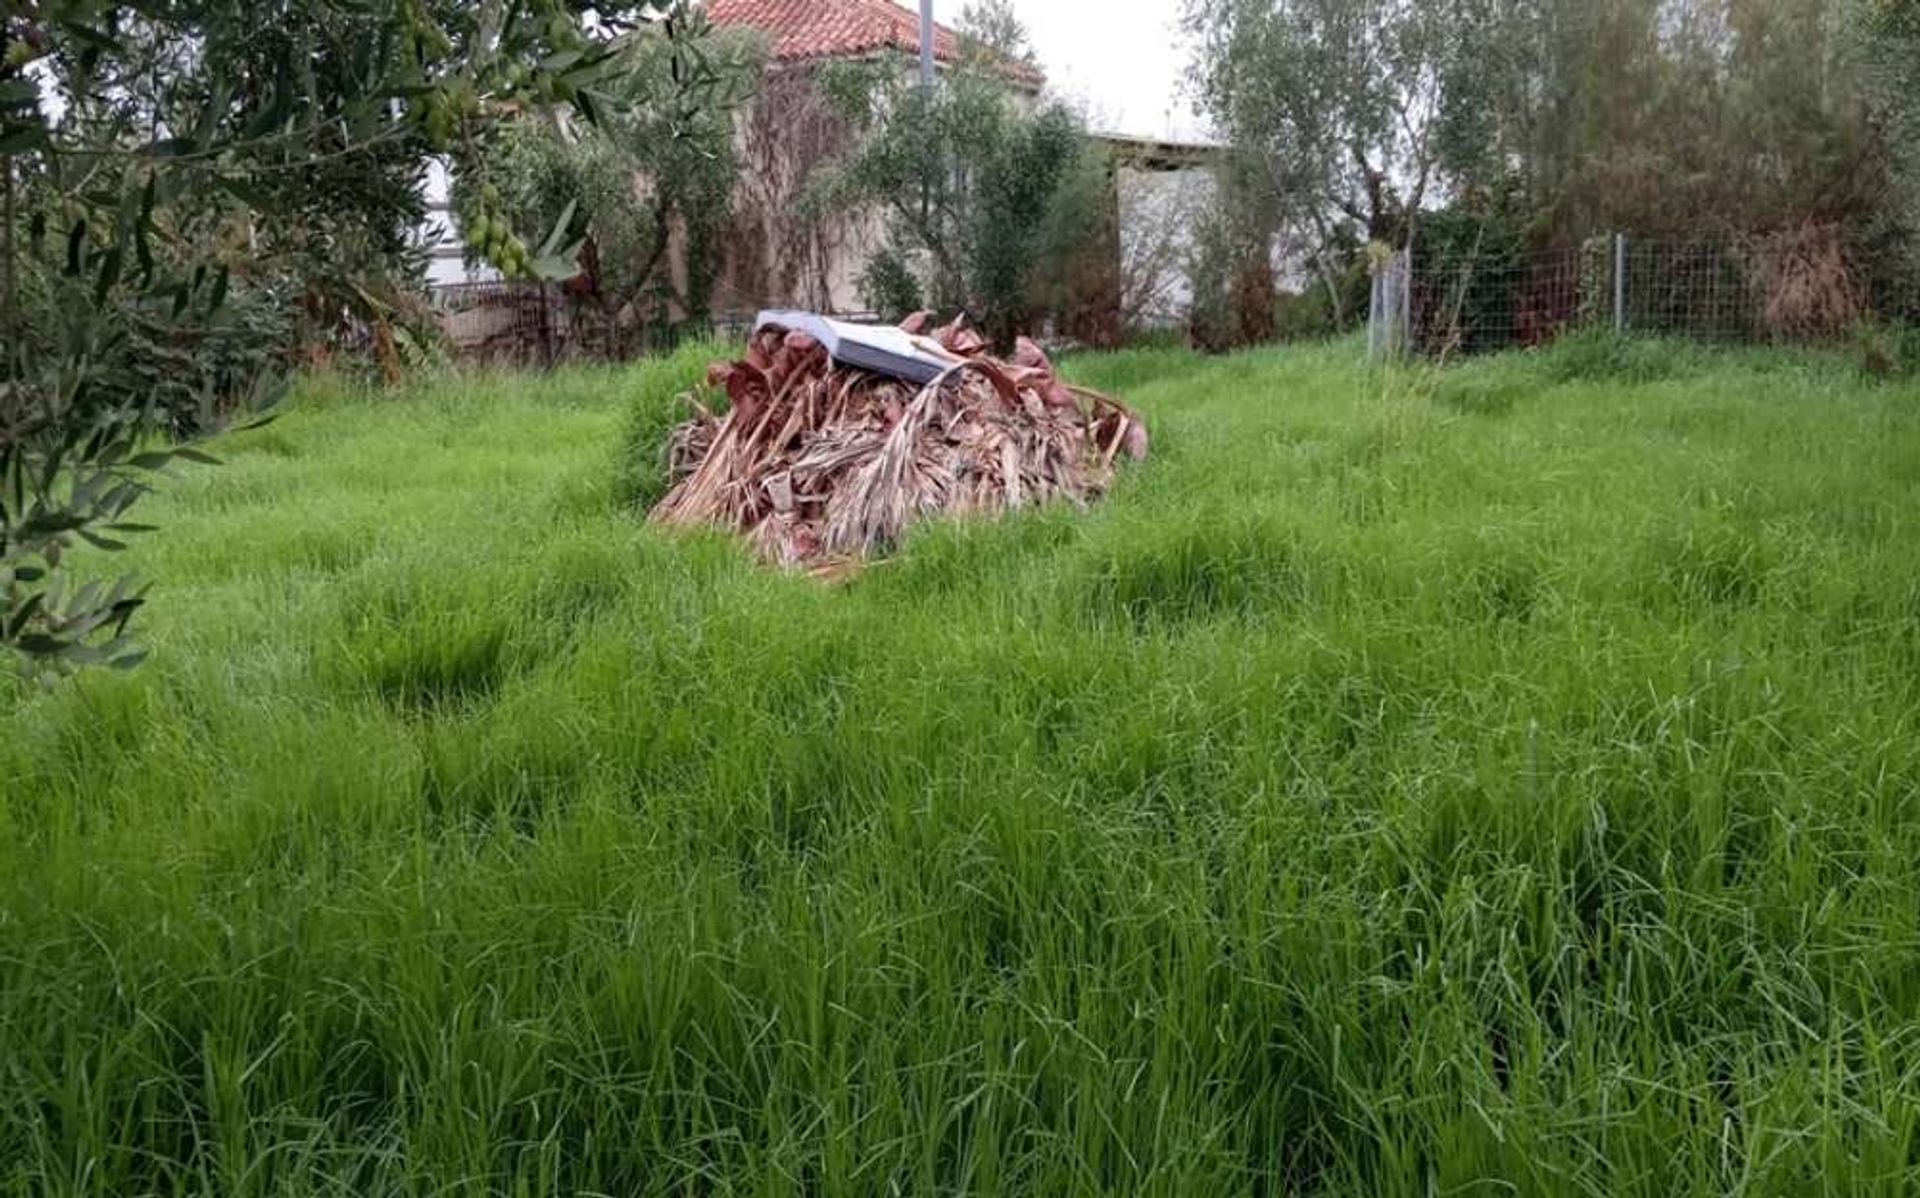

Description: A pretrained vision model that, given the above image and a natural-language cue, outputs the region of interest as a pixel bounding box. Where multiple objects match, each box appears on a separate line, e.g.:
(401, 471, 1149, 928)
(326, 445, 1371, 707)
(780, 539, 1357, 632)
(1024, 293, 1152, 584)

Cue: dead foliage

(1748, 222, 1864, 340)
(650, 314, 1149, 573)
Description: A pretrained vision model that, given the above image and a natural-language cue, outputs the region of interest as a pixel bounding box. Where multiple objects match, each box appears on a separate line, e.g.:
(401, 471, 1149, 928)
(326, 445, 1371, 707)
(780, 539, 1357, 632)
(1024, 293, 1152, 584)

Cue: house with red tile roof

(705, 0, 1220, 332)
(706, 0, 1046, 91)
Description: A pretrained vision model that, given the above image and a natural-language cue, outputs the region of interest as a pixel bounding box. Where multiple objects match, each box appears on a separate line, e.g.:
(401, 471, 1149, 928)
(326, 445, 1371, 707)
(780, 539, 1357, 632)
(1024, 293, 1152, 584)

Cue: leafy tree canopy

(957, 0, 1035, 65)
(450, 22, 762, 349)
(819, 55, 1098, 348)
(1185, 0, 1920, 328)
(1, 0, 718, 673)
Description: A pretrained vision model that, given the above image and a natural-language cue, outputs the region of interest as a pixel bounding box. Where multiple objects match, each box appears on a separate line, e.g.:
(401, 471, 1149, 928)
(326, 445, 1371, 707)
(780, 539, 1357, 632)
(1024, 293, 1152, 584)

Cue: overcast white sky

(904, 0, 1215, 142)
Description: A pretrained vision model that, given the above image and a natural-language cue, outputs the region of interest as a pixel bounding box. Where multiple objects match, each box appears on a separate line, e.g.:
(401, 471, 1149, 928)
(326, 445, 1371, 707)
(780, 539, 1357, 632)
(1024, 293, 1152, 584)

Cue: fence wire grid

(1372, 233, 1869, 359)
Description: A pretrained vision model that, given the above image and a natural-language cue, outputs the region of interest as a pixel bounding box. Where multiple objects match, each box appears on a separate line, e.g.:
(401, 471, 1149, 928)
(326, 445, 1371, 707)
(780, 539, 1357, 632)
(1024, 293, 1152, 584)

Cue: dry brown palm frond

(650, 314, 1149, 570)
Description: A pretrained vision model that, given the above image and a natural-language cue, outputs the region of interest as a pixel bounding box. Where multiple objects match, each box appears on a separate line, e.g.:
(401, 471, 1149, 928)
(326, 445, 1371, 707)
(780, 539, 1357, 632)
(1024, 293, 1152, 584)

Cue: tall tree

(957, 0, 1034, 64)
(1859, 0, 1920, 315)
(1185, 0, 1899, 328)
(1187, 0, 1463, 250)
(819, 55, 1094, 348)
(1, 0, 712, 673)
(452, 22, 762, 353)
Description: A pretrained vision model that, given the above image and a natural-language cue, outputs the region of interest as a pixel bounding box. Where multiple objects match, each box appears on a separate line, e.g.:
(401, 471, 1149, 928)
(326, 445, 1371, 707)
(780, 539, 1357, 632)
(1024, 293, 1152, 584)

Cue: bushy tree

(819, 58, 1103, 348)
(1185, 151, 1282, 351)
(1, 0, 709, 673)
(451, 21, 760, 352)
(1185, 0, 1915, 341)
(1185, 0, 1479, 338)
(1859, 0, 1920, 318)
(1444, 0, 1877, 239)
(1187, 0, 1462, 249)
(957, 0, 1035, 64)
(1193, 0, 1880, 246)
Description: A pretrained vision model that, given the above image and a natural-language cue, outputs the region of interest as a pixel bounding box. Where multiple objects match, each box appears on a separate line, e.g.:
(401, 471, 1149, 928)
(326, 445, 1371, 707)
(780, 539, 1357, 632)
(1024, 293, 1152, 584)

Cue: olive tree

(819, 57, 1098, 349)
(956, 0, 1034, 64)
(1860, 0, 1920, 317)
(451, 18, 762, 353)
(1187, 0, 1462, 248)
(1184, 0, 1477, 335)
(1185, 0, 1908, 338)
(1, 0, 707, 674)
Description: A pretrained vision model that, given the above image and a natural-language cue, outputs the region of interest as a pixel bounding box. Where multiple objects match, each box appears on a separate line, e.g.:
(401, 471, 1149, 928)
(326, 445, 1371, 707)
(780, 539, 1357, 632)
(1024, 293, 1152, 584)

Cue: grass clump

(1079, 510, 1308, 630)
(1536, 326, 1705, 384)
(611, 336, 735, 510)
(1853, 321, 1920, 382)
(4, 342, 1920, 1195)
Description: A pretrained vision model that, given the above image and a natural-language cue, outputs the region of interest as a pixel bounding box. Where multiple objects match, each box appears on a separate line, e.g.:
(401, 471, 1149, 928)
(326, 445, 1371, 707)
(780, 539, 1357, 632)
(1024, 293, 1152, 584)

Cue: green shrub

(1434, 369, 1533, 417)
(1410, 207, 1531, 356)
(859, 248, 926, 323)
(821, 60, 1102, 348)
(1186, 205, 1276, 353)
(1537, 328, 1702, 385)
(1853, 321, 1920, 382)
(1272, 268, 1369, 343)
(612, 338, 736, 510)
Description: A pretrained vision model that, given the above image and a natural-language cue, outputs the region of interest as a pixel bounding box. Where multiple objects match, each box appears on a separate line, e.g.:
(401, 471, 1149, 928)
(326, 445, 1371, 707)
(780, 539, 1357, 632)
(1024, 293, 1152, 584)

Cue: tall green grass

(4, 337, 1920, 1195)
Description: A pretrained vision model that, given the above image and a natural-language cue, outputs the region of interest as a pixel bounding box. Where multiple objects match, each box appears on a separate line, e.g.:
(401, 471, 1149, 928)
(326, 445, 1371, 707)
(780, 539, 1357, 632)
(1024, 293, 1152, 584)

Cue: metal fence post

(539, 281, 557, 370)
(1614, 234, 1627, 336)
(1368, 266, 1381, 359)
(1371, 251, 1412, 360)
(1398, 251, 1412, 356)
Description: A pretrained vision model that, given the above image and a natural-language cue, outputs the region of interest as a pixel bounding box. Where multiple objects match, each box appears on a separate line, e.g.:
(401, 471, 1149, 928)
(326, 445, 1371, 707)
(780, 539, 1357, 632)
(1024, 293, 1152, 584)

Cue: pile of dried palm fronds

(650, 313, 1148, 572)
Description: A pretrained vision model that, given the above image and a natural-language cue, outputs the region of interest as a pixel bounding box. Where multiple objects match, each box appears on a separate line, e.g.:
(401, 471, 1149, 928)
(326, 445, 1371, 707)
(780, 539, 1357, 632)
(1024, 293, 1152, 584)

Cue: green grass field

(4, 336, 1920, 1195)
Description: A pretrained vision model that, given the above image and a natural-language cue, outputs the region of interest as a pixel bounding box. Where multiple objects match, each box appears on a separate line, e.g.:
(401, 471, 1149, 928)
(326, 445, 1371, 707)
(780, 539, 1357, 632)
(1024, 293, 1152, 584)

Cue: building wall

(716, 62, 902, 318)
(1114, 162, 1215, 329)
(420, 159, 501, 287)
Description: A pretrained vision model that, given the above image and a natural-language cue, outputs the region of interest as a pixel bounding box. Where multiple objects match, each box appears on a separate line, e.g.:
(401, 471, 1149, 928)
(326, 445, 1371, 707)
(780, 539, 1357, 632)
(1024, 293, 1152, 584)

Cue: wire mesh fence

(1372, 230, 1875, 359)
(1621, 240, 1771, 342)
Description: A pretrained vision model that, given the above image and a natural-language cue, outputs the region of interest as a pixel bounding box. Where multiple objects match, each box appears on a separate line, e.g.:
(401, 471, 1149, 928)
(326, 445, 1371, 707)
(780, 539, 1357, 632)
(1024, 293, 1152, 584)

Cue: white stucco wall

(1115, 163, 1215, 329)
(419, 158, 500, 287)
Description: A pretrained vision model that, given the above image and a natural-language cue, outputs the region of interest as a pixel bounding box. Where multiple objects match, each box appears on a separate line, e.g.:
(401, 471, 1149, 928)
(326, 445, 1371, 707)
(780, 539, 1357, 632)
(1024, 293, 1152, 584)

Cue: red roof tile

(707, 0, 1046, 88)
